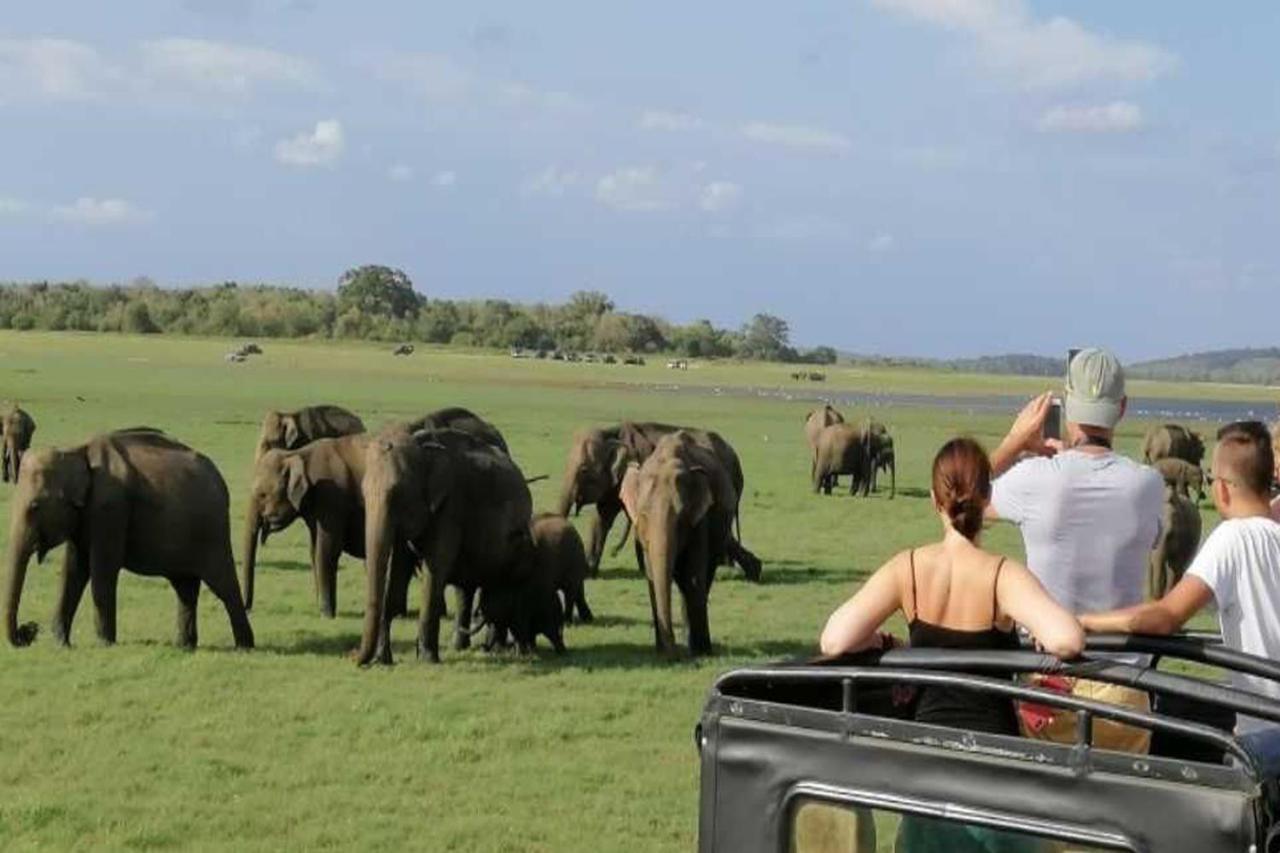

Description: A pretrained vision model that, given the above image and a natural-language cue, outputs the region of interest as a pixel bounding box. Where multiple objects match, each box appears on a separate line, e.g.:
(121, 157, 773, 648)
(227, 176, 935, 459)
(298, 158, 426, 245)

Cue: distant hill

(842, 352, 1065, 377)
(1129, 348, 1280, 385)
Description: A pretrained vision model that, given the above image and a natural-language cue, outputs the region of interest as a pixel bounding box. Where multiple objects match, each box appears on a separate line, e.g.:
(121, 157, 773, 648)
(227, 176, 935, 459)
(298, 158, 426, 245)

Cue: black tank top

(907, 549, 1020, 736)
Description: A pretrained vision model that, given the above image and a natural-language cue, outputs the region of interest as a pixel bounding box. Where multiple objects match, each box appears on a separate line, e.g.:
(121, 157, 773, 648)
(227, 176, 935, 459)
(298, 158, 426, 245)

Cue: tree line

(0, 265, 837, 364)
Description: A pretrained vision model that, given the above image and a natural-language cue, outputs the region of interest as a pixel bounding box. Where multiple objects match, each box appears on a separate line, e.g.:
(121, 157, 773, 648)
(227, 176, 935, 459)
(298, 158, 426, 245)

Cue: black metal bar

(841, 678, 853, 714)
(714, 666, 1254, 769)
(1086, 633, 1280, 684)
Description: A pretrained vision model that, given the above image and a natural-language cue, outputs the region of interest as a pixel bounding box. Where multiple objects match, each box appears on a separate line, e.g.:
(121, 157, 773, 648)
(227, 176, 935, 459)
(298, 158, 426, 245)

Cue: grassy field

(0, 332, 1248, 851)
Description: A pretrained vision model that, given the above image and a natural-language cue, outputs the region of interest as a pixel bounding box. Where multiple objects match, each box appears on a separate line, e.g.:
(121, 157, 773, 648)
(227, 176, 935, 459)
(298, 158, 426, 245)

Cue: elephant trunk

(356, 498, 393, 665)
(4, 519, 37, 647)
(241, 496, 262, 611)
(608, 514, 632, 558)
(645, 535, 677, 653)
(556, 472, 577, 518)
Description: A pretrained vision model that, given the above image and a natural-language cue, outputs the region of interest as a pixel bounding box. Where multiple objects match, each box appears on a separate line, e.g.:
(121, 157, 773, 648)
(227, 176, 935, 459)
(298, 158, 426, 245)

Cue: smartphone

(1043, 397, 1063, 442)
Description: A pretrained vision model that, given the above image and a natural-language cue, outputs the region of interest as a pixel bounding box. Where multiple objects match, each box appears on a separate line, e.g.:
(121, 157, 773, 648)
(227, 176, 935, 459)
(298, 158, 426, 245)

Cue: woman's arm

(995, 560, 1084, 658)
(819, 553, 906, 656)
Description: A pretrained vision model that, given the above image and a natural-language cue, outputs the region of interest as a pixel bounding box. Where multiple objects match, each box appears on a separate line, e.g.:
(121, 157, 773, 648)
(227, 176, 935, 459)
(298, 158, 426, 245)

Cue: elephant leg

(169, 575, 201, 649)
(889, 460, 896, 500)
(725, 538, 762, 583)
(90, 566, 121, 645)
(453, 586, 476, 651)
(418, 565, 449, 664)
(589, 500, 621, 575)
(386, 545, 414, 620)
(203, 559, 255, 649)
(313, 523, 341, 619)
(572, 583, 594, 623)
(677, 528, 713, 656)
(52, 539, 91, 646)
(305, 520, 321, 607)
(1, 444, 9, 483)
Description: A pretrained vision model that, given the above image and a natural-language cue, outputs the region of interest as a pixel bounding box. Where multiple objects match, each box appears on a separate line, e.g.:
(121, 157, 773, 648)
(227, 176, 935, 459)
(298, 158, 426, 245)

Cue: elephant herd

(3, 403, 763, 662)
(804, 405, 895, 498)
(1143, 423, 1208, 600)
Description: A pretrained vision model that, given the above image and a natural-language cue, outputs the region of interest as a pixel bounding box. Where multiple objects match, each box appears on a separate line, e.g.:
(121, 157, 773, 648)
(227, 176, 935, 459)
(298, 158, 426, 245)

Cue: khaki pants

(1019, 678, 1152, 754)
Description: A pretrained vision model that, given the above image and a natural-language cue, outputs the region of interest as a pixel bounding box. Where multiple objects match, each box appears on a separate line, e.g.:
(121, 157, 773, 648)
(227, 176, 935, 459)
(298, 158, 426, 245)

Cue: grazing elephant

(358, 427, 533, 665)
(254, 404, 365, 460)
(1143, 424, 1206, 466)
(619, 431, 738, 656)
(403, 407, 509, 455)
(0, 403, 35, 484)
(1152, 457, 1207, 502)
(1148, 483, 1202, 599)
(474, 513, 590, 654)
(813, 423, 871, 496)
(804, 405, 845, 491)
(557, 421, 761, 580)
(240, 434, 414, 619)
(4, 428, 253, 649)
(864, 420, 896, 499)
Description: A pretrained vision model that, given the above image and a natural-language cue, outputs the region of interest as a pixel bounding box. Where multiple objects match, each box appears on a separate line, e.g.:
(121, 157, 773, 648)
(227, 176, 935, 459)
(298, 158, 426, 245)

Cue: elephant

(1148, 483, 1202, 599)
(804, 405, 845, 491)
(473, 513, 590, 655)
(254, 404, 365, 460)
(402, 407, 508, 455)
(864, 420, 896, 499)
(813, 423, 871, 496)
(4, 428, 253, 649)
(619, 431, 739, 656)
(1, 403, 36, 484)
(1152, 457, 1207, 502)
(240, 434, 414, 619)
(1142, 424, 1206, 466)
(357, 426, 533, 665)
(556, 421, 761, 581)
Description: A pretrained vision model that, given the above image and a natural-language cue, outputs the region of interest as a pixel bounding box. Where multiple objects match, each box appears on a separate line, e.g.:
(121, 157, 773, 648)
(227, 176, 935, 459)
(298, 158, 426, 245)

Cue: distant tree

(337, 265, 422, 320)
(122, 301, 159, 334)
(802, 346, 838, 365)
(738, 313, 790, 361)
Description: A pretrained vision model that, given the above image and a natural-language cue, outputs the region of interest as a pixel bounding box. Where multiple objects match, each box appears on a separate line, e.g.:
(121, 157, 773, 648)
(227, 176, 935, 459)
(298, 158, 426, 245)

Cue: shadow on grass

(743, 560, 865, 586)
(260, 559, 311, 572)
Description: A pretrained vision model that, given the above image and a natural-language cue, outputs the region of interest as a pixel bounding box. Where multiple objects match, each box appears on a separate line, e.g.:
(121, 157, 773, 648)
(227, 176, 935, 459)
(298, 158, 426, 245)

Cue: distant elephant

(4, 428, 253, 649)
(0, 403, 36, 483)
(357, 427, 533, 665)
(804, 405, 845, 491)
(1148, 484, 1202, 599)
(1143, 424, 1206, 466)
(620, 431, 738, 656)
(240, 434, 414, 619)
(403, 406, 509, 455)
(864, 420, 896, 499)
(813, 423, 871, 496)
(557, 421, 761, 580)
(254, 404, 365, 461)
(1152, 457, 1207, 502)
(473, 513, 589, 654)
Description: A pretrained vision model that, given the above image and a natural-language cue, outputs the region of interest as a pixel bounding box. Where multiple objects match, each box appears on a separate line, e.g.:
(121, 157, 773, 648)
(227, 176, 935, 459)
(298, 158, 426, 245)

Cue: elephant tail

(524, 474, 549, 485)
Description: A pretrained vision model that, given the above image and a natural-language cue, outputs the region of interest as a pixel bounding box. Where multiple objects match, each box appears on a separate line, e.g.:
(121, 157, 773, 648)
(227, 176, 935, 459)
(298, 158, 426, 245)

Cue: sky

(1, 1, 1277, 360)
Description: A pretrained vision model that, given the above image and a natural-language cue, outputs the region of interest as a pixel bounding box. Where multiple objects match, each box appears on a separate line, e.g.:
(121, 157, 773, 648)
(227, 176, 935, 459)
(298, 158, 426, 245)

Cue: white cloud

(741, 121, 850, 153)
(595, 166, 670, 212)
(0, 38, 120, 101)
(50, 197, 151, 227)
(387, 163, 414, 182)
(274, 119, 345, 167)
(639, 110, 705, 132)
(872, 0, 1175, 90)
(367, 51, 474, 101)
(868, 232, 896, 252)
(699, 181, 743, 213)
(431, 170, 457, 188)
(1035, 101, 1144, 133)
(139, 38, 318, 94)
(521, 166, 581, 198)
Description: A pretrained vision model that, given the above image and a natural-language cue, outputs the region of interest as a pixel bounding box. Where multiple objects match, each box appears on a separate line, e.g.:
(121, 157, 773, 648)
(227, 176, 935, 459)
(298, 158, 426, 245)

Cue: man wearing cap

(987, 348, 1165, 751)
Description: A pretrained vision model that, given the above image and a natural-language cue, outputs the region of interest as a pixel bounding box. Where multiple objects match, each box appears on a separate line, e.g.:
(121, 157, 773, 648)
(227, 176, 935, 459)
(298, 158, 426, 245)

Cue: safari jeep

(696, 635, 1280, 852)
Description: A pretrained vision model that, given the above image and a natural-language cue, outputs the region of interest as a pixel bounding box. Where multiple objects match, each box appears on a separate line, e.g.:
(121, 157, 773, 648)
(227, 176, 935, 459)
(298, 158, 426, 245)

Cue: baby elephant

(1148, 484, 1202, 599)
(0, 402, 35, 483)
(531, 513, 593, 625)
(1152, 457, 1207, 502)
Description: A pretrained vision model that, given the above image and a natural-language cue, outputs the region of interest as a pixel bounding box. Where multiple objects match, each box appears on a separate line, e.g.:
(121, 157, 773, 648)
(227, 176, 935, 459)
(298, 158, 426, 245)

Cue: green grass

(0, 332, 1229, 851)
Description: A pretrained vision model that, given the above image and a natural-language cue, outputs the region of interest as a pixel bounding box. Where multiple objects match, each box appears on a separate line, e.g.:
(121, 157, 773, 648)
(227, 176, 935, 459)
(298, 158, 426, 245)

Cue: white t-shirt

(1187, 516, 1280, 733)
(992, 450, 1165, 613)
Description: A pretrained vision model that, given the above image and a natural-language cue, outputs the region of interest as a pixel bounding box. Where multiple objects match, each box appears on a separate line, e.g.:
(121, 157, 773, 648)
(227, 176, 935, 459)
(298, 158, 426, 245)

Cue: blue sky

(1, 1, 1277, 359)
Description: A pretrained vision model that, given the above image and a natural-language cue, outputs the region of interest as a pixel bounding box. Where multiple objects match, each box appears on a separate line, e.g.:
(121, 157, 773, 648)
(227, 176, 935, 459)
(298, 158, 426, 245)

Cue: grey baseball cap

(1065, 347, 1125, 428)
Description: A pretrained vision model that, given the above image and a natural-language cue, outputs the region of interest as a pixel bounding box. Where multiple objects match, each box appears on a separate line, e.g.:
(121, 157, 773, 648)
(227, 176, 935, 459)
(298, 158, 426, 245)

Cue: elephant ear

(419, 443, 452, 515)
(618, 463, 644, 522)
(283, 416, 301, 449)
(680, 467, 716, 527)
(63, 451, 91, 509)
(284, 454, 310, 512)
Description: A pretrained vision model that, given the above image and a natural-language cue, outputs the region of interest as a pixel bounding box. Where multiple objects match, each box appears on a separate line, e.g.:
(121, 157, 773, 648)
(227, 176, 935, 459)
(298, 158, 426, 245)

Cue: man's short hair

(1215, 420, 1275, 496)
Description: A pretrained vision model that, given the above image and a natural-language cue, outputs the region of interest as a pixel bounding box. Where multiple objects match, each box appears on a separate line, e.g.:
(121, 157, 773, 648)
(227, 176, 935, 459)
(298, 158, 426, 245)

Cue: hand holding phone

(1042, 397, 1063, 442)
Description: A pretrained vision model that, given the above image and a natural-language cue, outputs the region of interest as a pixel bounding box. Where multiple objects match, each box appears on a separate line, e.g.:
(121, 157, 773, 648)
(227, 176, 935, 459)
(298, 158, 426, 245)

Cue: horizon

(2, 2, 1276, 361)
